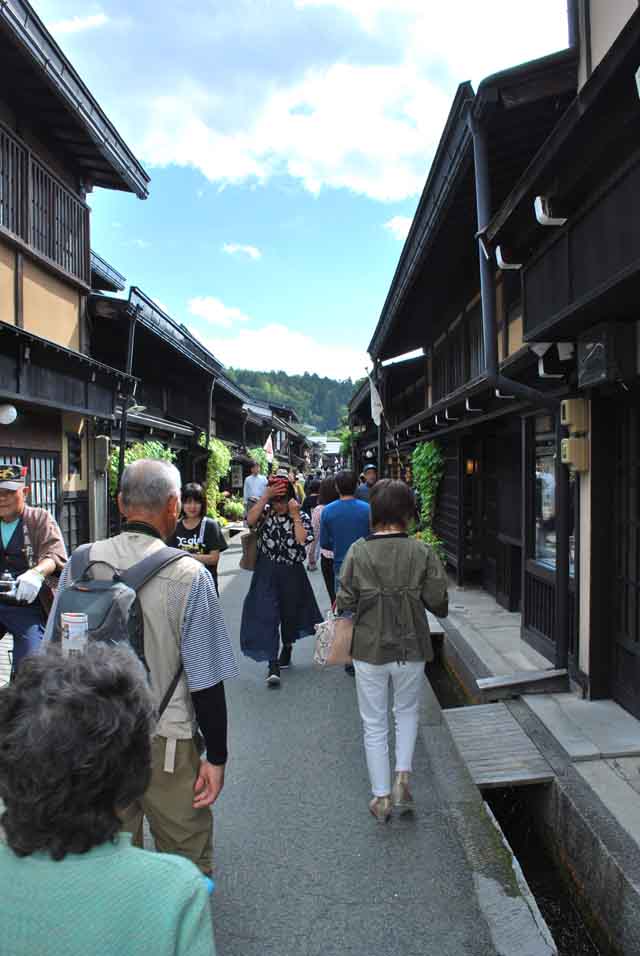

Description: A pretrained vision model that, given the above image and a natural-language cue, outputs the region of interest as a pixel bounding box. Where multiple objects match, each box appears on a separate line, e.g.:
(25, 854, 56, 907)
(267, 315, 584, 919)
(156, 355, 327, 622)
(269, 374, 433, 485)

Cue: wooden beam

(14, 251, 23, 328)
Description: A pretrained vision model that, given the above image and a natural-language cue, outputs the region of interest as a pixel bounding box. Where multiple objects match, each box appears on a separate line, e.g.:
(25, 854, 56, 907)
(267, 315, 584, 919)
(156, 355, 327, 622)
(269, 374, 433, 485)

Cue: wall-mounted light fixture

(0, 404, 18, 425)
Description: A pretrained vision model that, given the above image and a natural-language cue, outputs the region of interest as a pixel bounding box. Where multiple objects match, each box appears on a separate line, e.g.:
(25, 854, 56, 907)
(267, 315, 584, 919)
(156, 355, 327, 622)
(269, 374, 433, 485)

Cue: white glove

(16, 568, 44, 604)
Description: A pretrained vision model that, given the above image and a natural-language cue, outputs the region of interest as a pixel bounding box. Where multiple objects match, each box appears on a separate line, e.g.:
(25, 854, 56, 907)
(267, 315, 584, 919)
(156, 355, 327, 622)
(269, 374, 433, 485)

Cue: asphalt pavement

(212, 538, 556, 956)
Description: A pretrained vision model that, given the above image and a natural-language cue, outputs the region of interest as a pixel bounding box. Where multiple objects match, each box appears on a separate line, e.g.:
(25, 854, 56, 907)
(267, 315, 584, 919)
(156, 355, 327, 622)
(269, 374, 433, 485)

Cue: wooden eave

(487, 10, 640, 252)
(0, 0, 149, 197)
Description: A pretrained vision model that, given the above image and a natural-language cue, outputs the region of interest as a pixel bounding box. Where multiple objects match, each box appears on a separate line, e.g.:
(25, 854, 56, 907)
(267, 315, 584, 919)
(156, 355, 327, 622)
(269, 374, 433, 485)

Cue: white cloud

(45, 2, 570, 202)
(132, 238, 150, 249)
(188, 296, 251, 329)
(222, 242, 262, 260)
(384, 215, 412, 241)
(50, 13, 108, 35)
(192, 323, 368, 379)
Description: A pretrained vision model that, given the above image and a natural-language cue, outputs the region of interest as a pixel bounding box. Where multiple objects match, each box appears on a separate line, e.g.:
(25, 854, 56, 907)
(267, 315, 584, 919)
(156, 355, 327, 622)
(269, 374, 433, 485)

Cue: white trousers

(353, 659, 425, 797)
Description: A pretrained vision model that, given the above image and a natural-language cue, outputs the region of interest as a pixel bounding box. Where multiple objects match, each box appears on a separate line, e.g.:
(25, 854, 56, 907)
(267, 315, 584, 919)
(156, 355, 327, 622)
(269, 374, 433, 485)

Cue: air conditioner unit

(577, 322, 637, 389)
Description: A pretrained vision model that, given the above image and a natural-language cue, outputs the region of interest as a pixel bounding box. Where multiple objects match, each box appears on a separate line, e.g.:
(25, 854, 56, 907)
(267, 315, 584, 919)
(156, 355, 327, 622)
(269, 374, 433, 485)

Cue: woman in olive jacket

(336, 479, 448, 823)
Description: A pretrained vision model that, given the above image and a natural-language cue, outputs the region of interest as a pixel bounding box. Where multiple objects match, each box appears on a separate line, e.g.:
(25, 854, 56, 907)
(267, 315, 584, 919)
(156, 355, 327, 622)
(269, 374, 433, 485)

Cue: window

(533, 416, 575, 575)
(66, 433, 82, 479)
(0, 450, 59, 518)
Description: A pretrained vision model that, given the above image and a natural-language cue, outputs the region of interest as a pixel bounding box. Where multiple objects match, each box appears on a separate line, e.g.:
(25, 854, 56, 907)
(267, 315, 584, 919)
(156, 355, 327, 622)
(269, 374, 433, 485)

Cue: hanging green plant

(248, 446, 269, 475)
(411, 440, 445, 559)
(108, 440, 176, 497)
(198, 435, 232, 519)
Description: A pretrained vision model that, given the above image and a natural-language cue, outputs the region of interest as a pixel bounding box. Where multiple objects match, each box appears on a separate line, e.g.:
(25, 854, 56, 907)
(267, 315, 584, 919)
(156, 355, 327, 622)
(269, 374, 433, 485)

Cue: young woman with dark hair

(336, 479, 449, 823)
(169, 482, 227, 595)
(311, 477, 340, 603)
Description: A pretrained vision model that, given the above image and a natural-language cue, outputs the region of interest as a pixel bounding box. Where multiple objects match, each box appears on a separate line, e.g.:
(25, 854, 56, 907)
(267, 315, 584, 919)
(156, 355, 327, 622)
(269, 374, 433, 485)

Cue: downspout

(468, 110, 557, 409)
(117, 304, 139, 491)
(468, 109, 571, 671)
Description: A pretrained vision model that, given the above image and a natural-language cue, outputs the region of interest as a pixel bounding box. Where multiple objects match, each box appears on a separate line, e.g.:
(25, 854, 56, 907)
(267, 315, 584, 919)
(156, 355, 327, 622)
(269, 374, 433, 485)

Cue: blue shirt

(1, 518, 20, 548)
(355, 483, 370, 502)
(320, 498, 371, 579)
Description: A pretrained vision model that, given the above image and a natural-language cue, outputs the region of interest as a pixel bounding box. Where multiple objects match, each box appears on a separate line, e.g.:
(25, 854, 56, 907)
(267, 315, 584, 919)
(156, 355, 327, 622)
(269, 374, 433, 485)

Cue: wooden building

(357, 0, 640, 718)
(0, 0, 148, 548)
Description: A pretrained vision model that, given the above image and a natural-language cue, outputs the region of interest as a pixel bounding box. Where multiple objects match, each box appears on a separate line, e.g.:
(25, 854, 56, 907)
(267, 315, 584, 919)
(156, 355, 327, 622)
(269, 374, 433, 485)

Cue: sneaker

(266, 662, 281, 686)
(278, 644, 292, 668)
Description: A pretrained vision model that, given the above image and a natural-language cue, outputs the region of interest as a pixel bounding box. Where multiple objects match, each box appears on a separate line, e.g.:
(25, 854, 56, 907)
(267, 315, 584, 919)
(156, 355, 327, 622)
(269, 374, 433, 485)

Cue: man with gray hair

(45, 458, 238, 875)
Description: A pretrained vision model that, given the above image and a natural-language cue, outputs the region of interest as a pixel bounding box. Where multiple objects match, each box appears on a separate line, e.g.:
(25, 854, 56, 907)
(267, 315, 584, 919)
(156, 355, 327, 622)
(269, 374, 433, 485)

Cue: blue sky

(38, 0, 570, 379)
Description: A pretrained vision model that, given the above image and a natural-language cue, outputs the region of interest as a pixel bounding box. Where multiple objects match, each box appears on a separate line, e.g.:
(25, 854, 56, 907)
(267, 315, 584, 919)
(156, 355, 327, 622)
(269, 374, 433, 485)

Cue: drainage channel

(427, 655, 603, 956)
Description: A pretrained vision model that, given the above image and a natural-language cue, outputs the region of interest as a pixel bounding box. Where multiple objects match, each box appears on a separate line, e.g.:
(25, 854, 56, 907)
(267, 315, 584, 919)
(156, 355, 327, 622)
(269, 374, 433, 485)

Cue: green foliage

(248, 447, 269, 476)
(221, 496, 245, 521)
(227, 368, 364, 433)
(411, 441, 445, 559)
(337, 424, 354, 458)
(198, 435, 232, 519)
(109, 440, 176, 496)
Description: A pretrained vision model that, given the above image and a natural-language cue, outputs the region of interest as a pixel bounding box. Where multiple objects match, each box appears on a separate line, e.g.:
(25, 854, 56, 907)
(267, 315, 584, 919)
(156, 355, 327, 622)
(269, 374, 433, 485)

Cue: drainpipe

(468, 109, 570, 670)
(117, 305, 139, 491)
(468, 110, 557, 410)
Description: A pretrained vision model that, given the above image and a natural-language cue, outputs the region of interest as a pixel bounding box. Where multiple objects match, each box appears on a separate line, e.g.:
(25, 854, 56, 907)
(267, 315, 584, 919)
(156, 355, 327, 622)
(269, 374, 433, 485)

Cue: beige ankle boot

(391, 772, 414, 813)
(368, 795, 392, 823)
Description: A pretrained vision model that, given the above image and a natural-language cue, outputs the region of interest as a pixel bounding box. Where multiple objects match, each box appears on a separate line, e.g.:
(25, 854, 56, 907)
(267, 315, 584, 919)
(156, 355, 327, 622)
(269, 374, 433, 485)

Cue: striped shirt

(44, 562, 239, 691)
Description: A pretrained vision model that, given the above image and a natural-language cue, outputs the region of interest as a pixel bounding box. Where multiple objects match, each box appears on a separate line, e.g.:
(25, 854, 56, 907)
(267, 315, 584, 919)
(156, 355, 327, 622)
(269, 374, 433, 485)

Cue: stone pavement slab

(210, 543, 555, 956)
(524, 693, 640, 761)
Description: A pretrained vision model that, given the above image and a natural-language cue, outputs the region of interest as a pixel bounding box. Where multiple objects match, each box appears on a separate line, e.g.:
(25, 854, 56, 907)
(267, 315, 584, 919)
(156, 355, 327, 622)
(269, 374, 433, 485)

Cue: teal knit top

(0, 834, 216, 956)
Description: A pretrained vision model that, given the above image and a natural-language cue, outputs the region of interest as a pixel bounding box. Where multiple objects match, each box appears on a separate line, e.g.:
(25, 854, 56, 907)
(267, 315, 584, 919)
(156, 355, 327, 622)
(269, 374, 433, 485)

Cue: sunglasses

(272, 495, 288, 503)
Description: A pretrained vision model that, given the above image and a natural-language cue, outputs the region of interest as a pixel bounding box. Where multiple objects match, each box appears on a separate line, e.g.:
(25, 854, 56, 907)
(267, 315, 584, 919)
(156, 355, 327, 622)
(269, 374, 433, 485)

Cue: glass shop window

(533, 415, 575, 575)
(66, 433, 82, 479)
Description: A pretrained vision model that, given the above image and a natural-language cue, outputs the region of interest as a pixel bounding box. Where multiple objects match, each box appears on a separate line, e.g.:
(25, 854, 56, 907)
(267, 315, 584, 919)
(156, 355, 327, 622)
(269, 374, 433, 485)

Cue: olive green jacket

(336, 534, 448, 665)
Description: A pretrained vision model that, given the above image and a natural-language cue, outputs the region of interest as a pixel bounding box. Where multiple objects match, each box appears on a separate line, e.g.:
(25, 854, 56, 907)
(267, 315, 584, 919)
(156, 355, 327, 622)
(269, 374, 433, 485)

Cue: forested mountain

(227, 369, 361, 432)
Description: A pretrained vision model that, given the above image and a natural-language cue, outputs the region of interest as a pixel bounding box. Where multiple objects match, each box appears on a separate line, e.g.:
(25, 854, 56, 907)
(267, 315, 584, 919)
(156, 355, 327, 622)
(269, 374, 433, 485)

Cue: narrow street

(212, 539, 535, 956)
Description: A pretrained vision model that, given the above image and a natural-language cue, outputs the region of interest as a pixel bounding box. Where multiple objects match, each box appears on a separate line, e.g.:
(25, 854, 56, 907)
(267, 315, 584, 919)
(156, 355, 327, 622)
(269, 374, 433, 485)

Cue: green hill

(227, 369, 361, 433)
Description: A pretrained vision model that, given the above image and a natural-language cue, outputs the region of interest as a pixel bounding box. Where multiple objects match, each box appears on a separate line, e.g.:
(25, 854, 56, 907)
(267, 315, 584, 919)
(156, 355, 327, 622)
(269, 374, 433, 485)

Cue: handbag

(239, 530, 258, 571)
(313, 611, 354, 667)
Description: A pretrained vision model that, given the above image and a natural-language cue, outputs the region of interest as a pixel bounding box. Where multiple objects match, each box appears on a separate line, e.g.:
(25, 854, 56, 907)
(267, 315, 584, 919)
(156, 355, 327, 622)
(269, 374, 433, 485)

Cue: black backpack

(52, 544, 190, 718)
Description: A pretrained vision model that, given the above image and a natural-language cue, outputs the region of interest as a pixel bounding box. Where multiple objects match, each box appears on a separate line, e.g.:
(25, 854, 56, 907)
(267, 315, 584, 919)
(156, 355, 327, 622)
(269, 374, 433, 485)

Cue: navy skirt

(240, 554, 323, 662)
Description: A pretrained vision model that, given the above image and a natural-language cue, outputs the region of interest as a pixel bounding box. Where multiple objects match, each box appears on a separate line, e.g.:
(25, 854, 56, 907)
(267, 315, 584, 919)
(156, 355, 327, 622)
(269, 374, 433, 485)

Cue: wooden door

(612, 400, 640, 718)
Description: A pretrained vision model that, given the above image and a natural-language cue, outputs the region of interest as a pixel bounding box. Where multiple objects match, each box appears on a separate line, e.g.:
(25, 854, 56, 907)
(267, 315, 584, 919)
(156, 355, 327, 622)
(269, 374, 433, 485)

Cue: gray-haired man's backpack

(52, 544, 190, 718)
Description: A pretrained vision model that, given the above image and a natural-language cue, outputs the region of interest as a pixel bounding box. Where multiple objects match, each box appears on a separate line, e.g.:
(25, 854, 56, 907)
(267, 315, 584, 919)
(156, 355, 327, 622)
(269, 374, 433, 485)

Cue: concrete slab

(523, 695, 600, 761)
(576, 760, 640, 850)
(610, 756, 640, 797)
(525, 693, 640, 761)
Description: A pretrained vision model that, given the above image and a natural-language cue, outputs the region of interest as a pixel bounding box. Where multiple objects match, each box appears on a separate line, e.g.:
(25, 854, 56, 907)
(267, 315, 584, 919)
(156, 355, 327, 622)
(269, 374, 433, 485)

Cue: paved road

(213, 539, 504, 956)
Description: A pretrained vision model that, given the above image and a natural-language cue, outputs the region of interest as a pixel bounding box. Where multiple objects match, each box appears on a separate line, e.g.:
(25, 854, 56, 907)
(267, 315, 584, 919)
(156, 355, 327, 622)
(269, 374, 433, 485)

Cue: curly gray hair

(0, 644, 155, 859)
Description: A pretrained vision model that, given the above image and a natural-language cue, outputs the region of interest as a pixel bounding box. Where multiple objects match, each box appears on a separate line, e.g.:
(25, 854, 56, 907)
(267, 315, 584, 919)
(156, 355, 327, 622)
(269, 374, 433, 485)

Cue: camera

(0, 570, 18, 600)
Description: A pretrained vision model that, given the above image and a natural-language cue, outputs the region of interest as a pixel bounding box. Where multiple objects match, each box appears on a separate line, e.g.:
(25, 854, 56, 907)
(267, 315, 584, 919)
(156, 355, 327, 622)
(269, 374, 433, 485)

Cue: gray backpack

(52, 544, 190, 717)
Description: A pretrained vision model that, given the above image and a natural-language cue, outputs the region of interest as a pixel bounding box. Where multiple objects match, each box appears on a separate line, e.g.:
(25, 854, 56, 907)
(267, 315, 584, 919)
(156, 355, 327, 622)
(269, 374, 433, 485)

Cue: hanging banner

(368, 374, 383, 427)
(263, 432, 274, 463)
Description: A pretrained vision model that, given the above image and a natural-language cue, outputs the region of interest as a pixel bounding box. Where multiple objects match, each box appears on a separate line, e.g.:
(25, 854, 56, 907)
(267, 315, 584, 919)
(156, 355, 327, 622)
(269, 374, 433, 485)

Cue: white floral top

(257, 510, 314, 565)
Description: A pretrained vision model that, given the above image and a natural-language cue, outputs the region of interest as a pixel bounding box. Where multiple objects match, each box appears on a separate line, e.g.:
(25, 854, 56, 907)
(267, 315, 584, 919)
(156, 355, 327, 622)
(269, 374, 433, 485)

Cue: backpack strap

(119, 546, 189, 593)
(197, 517, 209, 547)
(157, 663, 184, 720)
(69, 543, 93, 583)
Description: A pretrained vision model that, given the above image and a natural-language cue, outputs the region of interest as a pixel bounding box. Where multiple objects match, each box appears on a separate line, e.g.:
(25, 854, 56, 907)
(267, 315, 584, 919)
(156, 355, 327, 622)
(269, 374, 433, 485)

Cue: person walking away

(319, 471, 370, 589)
(302, 479, 321, 570)
(336, 479, 448, 823)
(243, 460, 267, 515)
(44, 459, 238, 875)
(320, 470, 370, 674)
(240, 471, 322, 686)
(356, 463, 377, 502)
(0, 644, 217, 956)
(0, 464, 66, 675)
(311, 477, 339, 604)
(170, 483, 228, 595)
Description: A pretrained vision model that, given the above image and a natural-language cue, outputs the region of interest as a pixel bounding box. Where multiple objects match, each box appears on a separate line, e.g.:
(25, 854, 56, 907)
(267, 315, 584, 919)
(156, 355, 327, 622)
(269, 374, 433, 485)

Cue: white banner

(263, 432, 274, 463)
(368, 375, 383, 427)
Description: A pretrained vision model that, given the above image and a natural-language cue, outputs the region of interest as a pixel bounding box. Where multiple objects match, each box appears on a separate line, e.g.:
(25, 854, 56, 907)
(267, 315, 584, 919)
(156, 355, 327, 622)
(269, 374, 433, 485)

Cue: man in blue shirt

(320, 470, 370, 589)
(356, 463, 377, 501)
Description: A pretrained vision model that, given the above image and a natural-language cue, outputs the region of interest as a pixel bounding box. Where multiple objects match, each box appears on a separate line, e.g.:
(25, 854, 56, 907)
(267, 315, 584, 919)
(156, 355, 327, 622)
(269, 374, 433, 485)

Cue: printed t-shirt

(170, 517, 228, 592)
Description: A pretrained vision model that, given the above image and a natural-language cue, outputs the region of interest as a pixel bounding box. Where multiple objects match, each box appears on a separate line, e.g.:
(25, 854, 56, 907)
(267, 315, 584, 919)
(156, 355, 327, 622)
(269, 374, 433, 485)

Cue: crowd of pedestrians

(0, 456, 447, 955)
